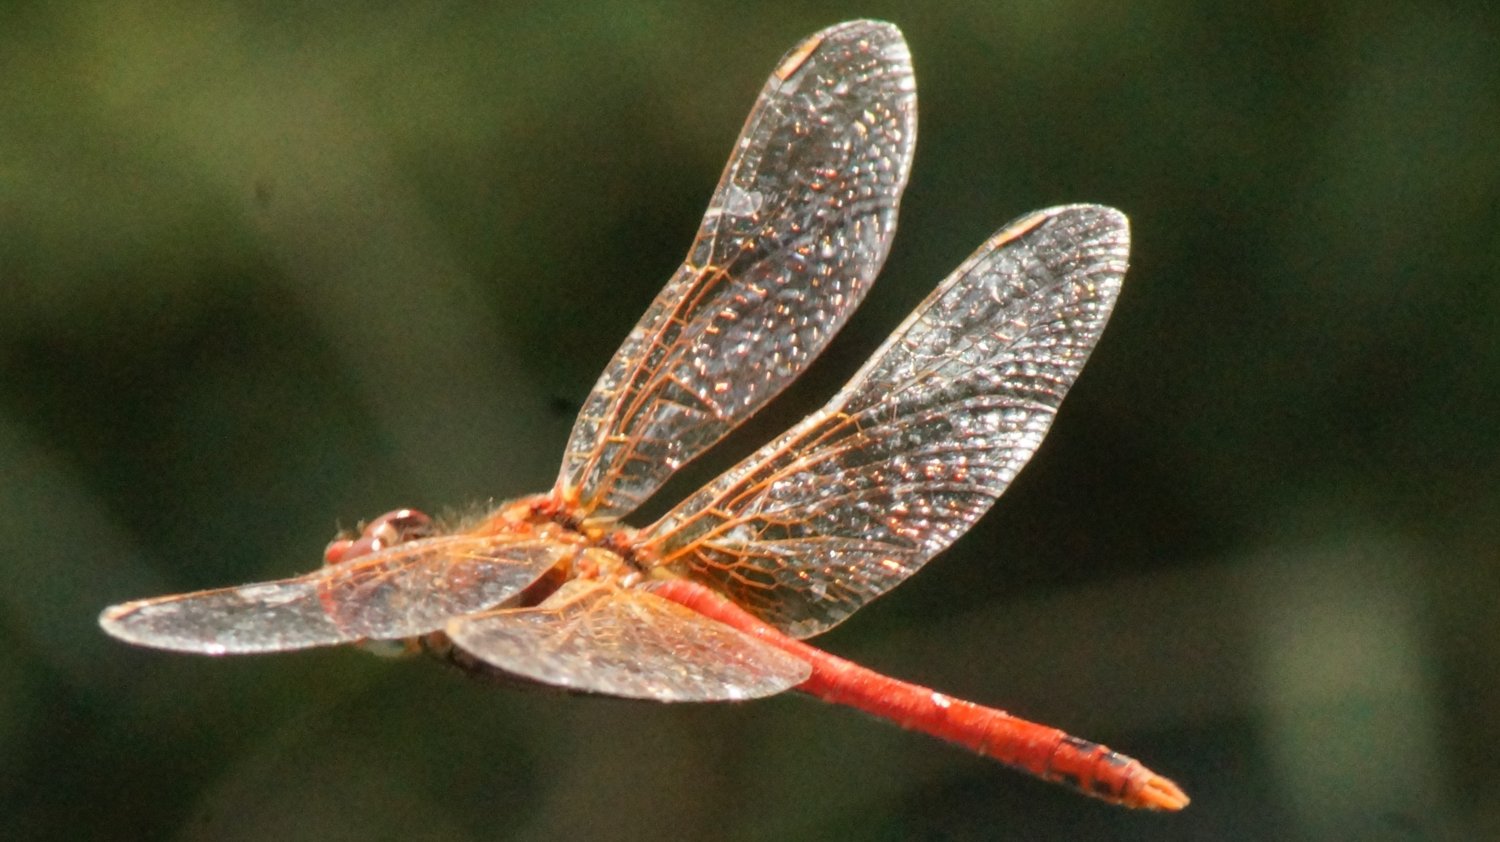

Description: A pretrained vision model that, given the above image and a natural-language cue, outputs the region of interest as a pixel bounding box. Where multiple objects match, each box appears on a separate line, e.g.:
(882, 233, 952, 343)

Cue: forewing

(557, 20, 917, 519)
(446, 580, 811, 701)
(642, 206, 1129, 637)
(98, 533, 581, 653)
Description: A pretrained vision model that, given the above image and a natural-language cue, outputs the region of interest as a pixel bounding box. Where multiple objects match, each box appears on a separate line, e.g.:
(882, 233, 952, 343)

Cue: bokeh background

(4, 2, 1497, 840)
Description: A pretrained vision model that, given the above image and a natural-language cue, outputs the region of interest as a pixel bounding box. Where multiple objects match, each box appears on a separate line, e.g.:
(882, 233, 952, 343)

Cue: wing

(446, 579, 811, 701)
(640, 205, 1129, 637)
(556, 20, 917, 520)
(98, 532, 583, 654)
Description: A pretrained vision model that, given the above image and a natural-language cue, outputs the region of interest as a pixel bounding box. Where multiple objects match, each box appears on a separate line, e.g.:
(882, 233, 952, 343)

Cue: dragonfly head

(319, 508, 438, 659)
(323, 508, 436, 567)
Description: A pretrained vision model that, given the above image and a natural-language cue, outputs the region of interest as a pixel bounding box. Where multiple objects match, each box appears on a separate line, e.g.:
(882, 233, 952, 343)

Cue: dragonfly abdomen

(650, 577, 1188, 810)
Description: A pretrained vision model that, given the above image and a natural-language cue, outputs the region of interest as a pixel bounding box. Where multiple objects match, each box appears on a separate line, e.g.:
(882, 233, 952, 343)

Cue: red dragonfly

(100, 20, 1186, 811)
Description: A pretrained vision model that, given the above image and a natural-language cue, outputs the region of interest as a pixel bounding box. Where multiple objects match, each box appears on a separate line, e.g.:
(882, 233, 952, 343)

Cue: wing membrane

(642, 205, 1129, 637)
(557, 20, 917, 519)
(446, 580, 811, 700)
(98, 532, 582, 653)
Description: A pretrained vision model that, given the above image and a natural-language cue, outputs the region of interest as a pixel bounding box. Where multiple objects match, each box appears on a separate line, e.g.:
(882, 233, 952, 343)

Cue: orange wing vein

(640, 205, 1130, 638)
(98, 532, 583, 653)
(555, 20, 917, 520)
(446, 580, 811, 700)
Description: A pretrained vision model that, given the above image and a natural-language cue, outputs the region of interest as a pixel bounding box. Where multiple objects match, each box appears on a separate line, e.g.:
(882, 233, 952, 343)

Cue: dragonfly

(100, 20, 1187, 811)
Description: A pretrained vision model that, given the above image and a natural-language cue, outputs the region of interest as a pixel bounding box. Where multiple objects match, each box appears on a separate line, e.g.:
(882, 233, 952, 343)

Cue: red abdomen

(652, 578, 1188, 811)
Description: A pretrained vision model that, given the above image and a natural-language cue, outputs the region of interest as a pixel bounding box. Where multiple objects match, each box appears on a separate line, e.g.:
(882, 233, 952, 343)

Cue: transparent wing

(557, 20, 917, 520)
(446, 579, 811, 701)
(98, 532, 583, 654)
(641, 205, 1129, 637)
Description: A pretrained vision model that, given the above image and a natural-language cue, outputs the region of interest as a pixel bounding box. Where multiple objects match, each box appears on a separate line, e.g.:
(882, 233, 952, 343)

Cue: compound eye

(379, 509, 435, 543)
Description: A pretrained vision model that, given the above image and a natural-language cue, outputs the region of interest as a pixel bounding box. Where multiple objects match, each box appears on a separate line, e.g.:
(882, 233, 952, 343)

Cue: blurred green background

(3, 1, 1497, 840)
